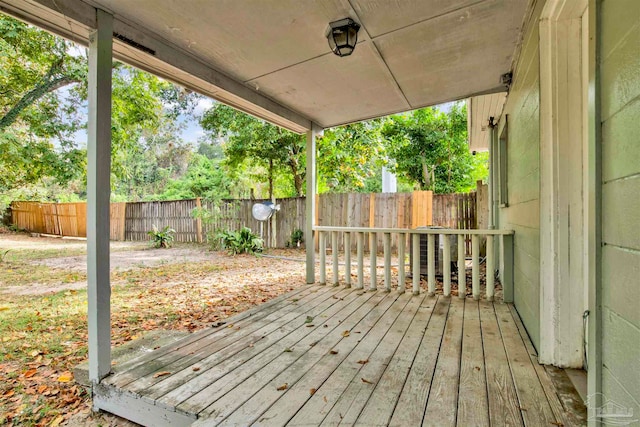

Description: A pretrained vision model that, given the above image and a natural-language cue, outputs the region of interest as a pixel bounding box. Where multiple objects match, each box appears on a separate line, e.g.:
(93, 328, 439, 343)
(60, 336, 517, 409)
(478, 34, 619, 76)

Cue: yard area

(0, 230, 306, 426)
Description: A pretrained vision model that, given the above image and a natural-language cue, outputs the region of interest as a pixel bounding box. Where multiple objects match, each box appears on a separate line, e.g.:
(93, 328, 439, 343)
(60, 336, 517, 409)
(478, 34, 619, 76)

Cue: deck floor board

(95, 285, 584, 427)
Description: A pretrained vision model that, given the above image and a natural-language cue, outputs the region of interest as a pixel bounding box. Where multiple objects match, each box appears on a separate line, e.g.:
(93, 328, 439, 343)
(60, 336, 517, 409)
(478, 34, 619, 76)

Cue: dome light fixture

(326, 18, 361, 57)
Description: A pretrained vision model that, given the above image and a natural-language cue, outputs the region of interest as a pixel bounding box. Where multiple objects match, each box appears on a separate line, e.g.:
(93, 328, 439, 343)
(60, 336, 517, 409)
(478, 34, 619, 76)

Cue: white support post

(369, 232, 377, 291)
(458, 234, 466, 298)
(427, 234, 436, 296)
(87, 9, 113, 384)
(398, 233, 406, 293)
(383, 233, 391, 292)
(344, 232, 351, 288)
(332, 231, 339, 286)
(486, 235, 495, 301)
(305, 126, 318, 284)
(443, 234, 451, 297)
(412, 234, 420, 295)
(472, 235, 480, 300)
(319, 231, 326, 285)
(357, 232, 364, 289)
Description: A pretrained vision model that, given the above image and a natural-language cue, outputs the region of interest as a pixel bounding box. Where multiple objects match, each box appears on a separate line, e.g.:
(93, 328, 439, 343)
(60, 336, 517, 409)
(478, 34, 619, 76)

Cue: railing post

(398, 233, 406, 293)
(443, 234, 451, 297)
(472, 234, 480, 300)
(427, 234, 436, 296)
(319, 231, 326, 285)
(486, 235, 495, 301)
(344, 232, 351, 288)
(458, 234, 465, 298)
(384, 232, 392, 292)
(412, 233, 420, 295)
(369, 232, 377, 291)
(332, 231, 339, 286)
(502, 234, 514, 303)
(357, 232, 364, 289)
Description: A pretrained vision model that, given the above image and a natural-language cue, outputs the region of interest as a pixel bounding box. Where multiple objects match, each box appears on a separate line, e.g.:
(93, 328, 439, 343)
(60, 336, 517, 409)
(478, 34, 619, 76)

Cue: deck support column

(305, 125, 321, 284)
(87, 8, 113, 383)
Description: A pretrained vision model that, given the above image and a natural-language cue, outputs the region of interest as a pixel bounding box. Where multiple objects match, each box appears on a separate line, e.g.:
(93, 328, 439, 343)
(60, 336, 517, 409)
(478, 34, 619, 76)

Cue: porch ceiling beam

(0, 0, 312, 133)
(87, 8, 112, 383)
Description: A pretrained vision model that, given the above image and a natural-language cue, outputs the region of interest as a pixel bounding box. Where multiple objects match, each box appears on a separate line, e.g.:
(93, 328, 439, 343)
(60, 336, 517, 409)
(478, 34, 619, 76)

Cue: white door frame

(539, 0, 589, 368)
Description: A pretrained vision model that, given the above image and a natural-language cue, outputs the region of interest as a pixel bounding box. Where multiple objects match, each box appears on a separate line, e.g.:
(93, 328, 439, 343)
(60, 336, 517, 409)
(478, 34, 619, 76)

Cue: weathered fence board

(9, 185, 486, 250)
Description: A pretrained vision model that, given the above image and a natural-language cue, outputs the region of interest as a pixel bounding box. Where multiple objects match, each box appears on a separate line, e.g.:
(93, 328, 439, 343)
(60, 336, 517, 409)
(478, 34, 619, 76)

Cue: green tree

(157, 153, 235, 201)
(200, 104, 305, 198)
(382, 103, 480, 193)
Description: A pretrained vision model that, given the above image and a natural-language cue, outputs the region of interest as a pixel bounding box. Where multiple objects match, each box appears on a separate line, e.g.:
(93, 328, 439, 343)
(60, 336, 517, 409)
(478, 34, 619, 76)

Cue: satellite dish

(252, 202, 280, 221)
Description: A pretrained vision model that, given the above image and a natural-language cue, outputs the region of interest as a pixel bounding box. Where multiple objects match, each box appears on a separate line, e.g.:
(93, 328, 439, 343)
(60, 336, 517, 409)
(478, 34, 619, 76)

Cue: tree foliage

(382, 103, 480, 193)
(200, 104, 305, 198)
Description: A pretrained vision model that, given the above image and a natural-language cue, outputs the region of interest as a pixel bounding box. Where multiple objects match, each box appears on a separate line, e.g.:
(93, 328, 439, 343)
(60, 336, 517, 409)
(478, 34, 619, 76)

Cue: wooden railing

(313, 226, 514, 302)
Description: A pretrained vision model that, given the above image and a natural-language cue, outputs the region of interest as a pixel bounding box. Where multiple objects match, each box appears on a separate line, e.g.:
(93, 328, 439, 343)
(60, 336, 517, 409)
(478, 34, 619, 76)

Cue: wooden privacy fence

(10, 185, 485, 248)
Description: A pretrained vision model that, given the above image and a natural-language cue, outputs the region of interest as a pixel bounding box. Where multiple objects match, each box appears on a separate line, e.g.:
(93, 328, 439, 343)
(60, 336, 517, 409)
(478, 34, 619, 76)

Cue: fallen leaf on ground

(361, 377, 373, 384)
(357, 359, 369, 365)
(57, 371, 73, 382)
(277, 383, 288, 391)
(23, 368, 37, 378)
(153, 371, 171, 378)
(50, 415, 64, 427)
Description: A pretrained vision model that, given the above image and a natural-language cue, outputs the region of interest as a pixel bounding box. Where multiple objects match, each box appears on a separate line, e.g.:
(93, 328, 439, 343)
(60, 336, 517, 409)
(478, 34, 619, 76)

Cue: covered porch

(95, 284, 584, 426)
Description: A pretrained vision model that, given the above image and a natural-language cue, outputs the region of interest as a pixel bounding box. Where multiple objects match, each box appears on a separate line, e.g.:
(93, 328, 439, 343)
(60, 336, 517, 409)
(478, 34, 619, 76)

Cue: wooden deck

(95, 285, 583, 426)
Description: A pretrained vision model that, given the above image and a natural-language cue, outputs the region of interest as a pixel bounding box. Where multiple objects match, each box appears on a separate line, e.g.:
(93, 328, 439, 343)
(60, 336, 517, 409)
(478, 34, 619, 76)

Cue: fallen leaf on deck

(361, 377, 373, 384)
(323, 396, 328, 403)
(153, 371, 171, 378)
(192, 367, 200, 372)
(357, 359, 369, 365)
(57, 371, 73, 382)
(329, 350, 338, 355)
(277, 383, 288, 391)
(310, 388, 316, 395)
(341, 330, 350, 337)
(306, 324, 314, 328)
(283, 347, 293, 353)
(305, 316, 314, 323)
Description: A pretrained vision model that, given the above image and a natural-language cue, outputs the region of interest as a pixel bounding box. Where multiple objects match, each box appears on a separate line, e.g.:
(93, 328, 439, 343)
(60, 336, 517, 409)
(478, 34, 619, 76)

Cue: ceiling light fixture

(326, 18, 360, 57)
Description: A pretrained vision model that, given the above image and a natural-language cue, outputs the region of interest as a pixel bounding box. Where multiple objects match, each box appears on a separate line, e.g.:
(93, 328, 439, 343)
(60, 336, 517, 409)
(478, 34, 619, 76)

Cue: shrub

(217, 227, 263, 255)
(148, 225, 175, 248)
(287, 228, 304, 248)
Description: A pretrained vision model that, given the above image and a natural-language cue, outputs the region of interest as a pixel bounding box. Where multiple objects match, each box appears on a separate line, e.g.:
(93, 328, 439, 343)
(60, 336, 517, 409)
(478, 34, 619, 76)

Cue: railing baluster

(384, 232, 391, 292)
(458, 234, 465, 298)
(472, 235, 480, 300)
(357, 232, 364, 289)
(319, 231, 326, 285)
(486, 235, 494, 301)
(369, 232, 378, 291)
(332, 231, 339, 287)
(443, 233, 451, 297)
(398, 233, 406, 293)
(427, 234, 436, 296)
(412, 233, 420, 295)
(344, 232, 352, 288)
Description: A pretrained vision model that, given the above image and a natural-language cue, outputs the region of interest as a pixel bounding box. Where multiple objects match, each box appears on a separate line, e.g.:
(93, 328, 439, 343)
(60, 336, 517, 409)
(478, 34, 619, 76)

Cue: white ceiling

(467, 92, 507, 152)
(1, 0, 530, 132)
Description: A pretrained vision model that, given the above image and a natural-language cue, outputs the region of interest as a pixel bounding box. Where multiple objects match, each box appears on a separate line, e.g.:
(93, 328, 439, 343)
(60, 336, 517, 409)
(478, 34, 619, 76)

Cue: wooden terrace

(95, 284, 584, 426)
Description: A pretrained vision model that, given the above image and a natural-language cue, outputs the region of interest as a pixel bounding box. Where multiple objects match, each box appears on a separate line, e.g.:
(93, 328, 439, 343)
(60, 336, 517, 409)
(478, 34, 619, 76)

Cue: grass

(0, 237, 304, 426)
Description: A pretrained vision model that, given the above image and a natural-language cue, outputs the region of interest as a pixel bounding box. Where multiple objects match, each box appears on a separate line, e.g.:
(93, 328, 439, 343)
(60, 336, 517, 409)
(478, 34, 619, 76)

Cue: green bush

(217, 227, 263, 255)
(148, 225, 175, 248)
(287, 228, 304, 248)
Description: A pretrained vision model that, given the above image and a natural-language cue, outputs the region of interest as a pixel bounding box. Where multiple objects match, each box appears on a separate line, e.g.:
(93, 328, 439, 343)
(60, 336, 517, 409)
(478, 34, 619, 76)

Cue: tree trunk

(288, 157, 304, 196)
(268, 158, 274, 198)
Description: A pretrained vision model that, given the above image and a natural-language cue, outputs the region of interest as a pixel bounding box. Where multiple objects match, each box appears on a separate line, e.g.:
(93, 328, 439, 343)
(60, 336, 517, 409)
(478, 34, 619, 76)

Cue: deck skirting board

(93, 383, 195, 427)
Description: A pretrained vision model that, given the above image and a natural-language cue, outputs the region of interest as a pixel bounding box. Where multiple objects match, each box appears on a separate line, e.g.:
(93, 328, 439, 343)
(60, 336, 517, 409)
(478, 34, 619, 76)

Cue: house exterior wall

(599, 0, 640, 415)
(497, 0, 545, 350)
